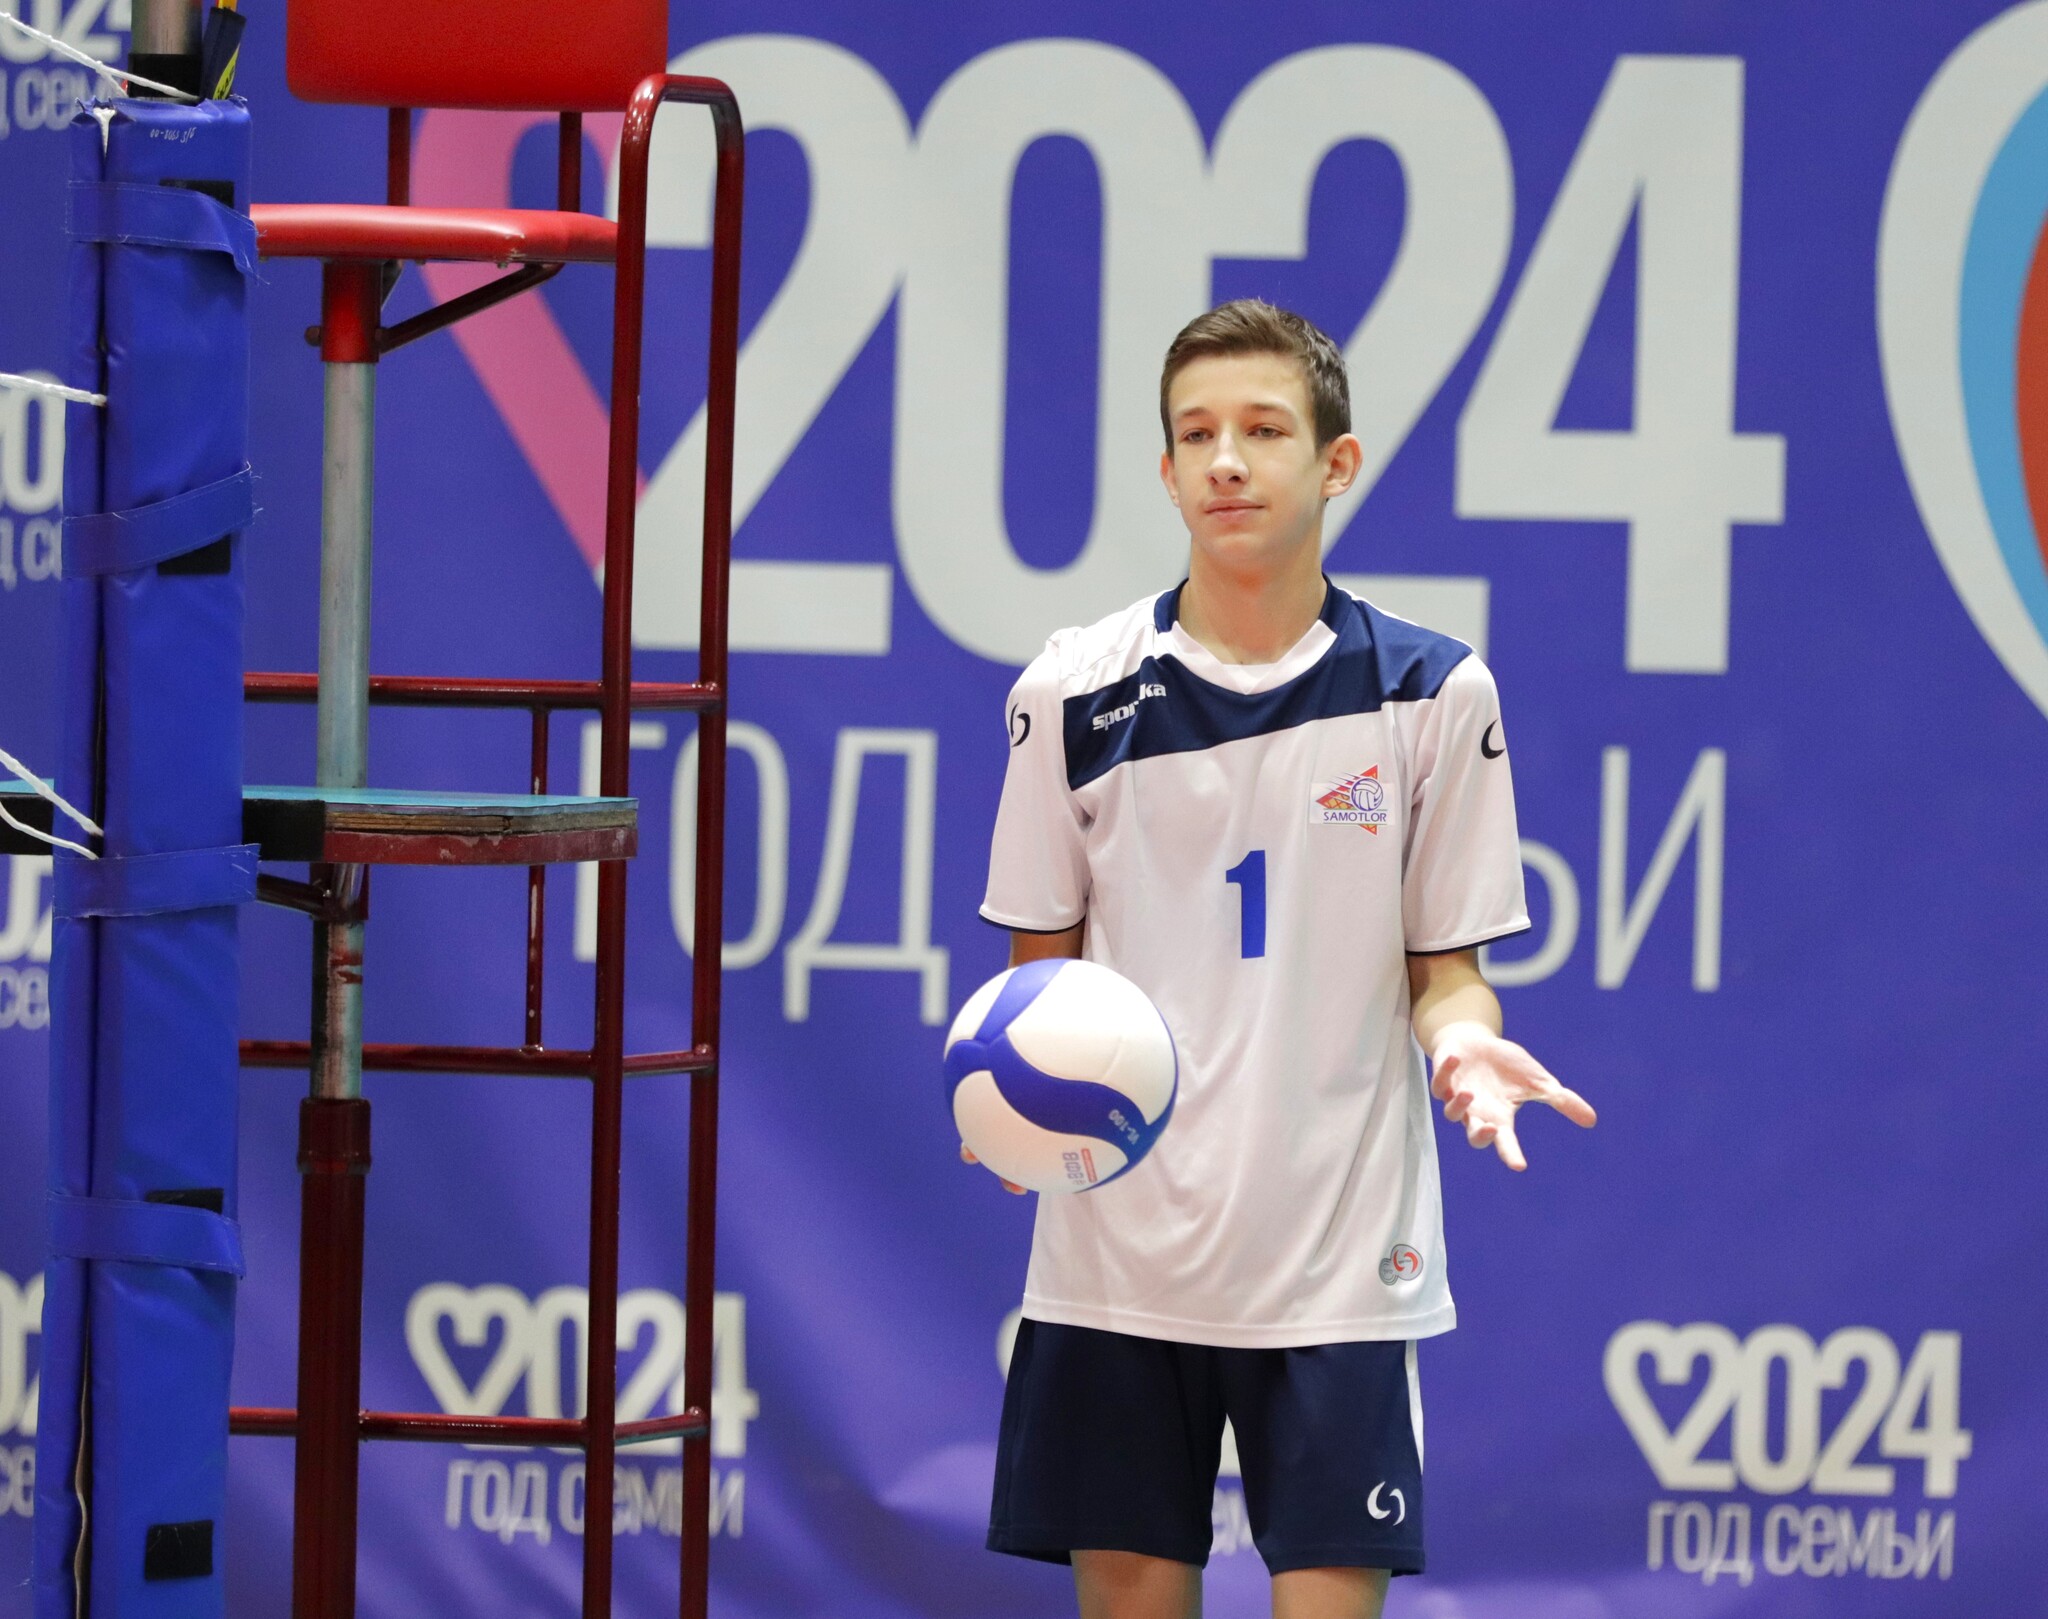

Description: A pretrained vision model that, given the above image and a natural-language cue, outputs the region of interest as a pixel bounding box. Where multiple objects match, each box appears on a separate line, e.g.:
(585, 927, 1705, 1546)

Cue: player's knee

(1270, 1564, 1390, 1619)
(1072, 1549, 1203, 1619)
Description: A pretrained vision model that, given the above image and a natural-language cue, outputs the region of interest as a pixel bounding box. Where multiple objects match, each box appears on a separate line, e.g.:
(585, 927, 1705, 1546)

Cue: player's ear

(1321, 432, 1364, 499)
(1159, 448, 1181, 508)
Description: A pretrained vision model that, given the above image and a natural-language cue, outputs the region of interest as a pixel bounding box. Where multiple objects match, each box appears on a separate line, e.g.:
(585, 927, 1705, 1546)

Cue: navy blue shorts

(989, 1319, 1425, 1576)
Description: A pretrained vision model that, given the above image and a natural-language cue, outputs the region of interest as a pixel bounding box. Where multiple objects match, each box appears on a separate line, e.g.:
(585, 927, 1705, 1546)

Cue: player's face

(1159, 352, 1361, 575)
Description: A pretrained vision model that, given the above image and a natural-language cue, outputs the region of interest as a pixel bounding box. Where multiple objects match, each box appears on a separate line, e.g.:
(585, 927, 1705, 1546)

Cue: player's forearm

(1406, 949, 1502, 1055)
(1009, 920, 1085, 968)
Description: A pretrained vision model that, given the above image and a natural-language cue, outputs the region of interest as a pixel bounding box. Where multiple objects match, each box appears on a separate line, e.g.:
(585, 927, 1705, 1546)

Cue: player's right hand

(1428, 1020, 1596, 1172)
(960, 1142, 1027, 1195)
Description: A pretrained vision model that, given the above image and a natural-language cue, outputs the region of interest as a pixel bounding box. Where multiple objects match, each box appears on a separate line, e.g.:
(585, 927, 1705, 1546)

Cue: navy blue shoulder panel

(1350, 593, 1472, 701)
(1152, 583, 1183, 632)
(1065, 585, 1469, 790)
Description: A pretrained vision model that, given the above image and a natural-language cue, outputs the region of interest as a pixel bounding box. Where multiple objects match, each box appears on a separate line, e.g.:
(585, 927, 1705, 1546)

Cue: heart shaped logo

(1881, 3, 2048, 723)
(404, 1281, 533, 1419)
(412, 109, 631, 573)
(1602, 1319, 1742, 1491)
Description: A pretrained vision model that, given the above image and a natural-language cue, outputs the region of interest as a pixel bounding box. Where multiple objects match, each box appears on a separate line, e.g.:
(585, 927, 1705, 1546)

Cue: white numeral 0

(895, 39, 1209, 665)
(1732, 1324, 1819, 1495)
(0, 380, 64, 517)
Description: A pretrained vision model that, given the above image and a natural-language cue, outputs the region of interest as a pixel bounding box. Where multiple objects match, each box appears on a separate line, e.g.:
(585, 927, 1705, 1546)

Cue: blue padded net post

(37, 97, 256, 1618)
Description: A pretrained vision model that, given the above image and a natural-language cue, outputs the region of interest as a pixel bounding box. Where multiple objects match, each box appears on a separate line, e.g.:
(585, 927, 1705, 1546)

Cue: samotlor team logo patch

(1312, 766, 1390, 832)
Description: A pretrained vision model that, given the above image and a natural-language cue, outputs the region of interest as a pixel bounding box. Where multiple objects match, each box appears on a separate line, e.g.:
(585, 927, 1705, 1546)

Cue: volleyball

(944, 959, 1178, 1194)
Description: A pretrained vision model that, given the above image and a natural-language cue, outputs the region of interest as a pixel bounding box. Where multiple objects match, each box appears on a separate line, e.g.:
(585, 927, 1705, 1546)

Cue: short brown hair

(1159, 299, 1351, 449)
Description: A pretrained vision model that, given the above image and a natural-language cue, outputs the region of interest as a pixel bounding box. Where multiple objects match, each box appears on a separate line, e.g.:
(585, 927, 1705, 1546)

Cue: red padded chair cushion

(251, 204, 618, 265)
(287, 0, 667, 113)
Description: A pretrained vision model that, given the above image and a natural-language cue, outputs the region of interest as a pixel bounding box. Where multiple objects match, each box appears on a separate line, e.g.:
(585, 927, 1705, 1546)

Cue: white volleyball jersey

(980, 581, 1529, 1348)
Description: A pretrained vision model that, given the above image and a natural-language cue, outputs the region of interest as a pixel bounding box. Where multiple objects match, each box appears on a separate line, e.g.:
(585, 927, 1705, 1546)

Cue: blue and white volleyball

(943, 959, 1178, 1194)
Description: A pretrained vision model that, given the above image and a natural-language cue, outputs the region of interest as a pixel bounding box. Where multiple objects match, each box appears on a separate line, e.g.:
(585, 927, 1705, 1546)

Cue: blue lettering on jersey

(1061, 583, 1470, 792)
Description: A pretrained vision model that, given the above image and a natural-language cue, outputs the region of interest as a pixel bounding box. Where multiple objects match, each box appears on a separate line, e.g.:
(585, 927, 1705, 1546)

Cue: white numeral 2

(632, 36, 908, 655)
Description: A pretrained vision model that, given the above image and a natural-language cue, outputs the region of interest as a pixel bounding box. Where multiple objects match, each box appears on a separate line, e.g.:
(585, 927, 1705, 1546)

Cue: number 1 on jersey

(1225, 849, 1266, 960)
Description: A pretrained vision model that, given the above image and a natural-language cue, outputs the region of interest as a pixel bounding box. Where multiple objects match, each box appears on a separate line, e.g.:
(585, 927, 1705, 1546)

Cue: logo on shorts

(1378, 1244, 1423, 1285)
(1312, 767, 1389, 833)
(1367, 1482, 1408, 1525)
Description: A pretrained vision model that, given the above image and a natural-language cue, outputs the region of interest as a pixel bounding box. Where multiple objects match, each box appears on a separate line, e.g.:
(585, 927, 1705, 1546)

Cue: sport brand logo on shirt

(1090, 682, 1166, 732)
(1312, 767, 1390, 833)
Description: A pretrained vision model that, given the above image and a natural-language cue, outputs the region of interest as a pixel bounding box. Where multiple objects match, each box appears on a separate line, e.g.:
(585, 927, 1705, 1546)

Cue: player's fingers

(1540, 1084, 1598, 1127)
(1494, 1118, 1528, 1172)
(962, 1143, 1025, 1192)
(1443, 1090, 1472, 1124)
(1466, 1117, 1497, 1150)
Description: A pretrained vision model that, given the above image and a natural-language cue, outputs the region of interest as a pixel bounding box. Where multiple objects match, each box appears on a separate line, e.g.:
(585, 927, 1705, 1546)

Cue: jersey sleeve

(980, 645, 1090, 932)
(1400, 654, 1530, 953)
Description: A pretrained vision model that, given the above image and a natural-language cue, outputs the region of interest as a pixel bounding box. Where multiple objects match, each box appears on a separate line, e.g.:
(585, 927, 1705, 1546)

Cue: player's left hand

(1427, 1021, 1596, 1172)
(960, 1142, 1027, 1195)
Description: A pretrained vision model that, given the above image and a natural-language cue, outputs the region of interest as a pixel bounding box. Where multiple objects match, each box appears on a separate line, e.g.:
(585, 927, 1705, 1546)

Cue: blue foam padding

(63, 464, 256, 575)
(37, 97, 253, 1619)
(67, 180, 259, 275)
(54, 844, 259, 919)
(48, 1196, 246, 1277)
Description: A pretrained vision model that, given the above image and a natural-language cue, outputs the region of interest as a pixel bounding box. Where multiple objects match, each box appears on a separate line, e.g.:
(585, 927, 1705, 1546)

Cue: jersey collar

(1154, 577, 1346, 697)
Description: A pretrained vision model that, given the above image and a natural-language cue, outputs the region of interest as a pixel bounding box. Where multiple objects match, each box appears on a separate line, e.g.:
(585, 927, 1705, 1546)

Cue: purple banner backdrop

(3, 1, 2046, 1612)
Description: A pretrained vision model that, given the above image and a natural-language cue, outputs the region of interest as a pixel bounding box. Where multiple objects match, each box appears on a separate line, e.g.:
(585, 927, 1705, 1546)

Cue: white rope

(0, 744, 101, 859)
(0, 798, 96, 859)
(0, 11, 178, 864)
(0, 372, 105, 408)
(0, 10, 199, 102)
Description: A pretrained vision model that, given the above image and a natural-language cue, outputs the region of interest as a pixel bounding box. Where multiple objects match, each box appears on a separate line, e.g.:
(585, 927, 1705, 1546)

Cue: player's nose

(1208, 430, 1248, 482)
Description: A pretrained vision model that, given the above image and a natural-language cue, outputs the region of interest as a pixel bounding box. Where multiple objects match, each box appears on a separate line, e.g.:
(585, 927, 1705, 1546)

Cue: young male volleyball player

(969, 300, 1596, 1619)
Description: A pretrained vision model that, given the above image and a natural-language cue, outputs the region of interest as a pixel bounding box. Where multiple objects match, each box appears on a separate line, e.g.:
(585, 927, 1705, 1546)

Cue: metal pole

(679, 89, 742, 1619)
(313, 267, 379, 1105)
(293, 260, 383, 1619)
(291, 1096, 370, 1619)
(525, 708, 549, 1049)
(126, 0, 202, 98)
(612, 74, 745, 1619)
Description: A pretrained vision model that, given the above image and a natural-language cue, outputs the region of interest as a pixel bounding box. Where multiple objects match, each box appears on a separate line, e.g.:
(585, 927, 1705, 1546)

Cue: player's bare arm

(1009, 921, 1085, 968)
(1407, 949, 1596, 1171)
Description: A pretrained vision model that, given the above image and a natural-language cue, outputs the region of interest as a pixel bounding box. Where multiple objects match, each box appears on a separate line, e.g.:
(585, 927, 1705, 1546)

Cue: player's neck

(1177, 540, 1327, 666)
